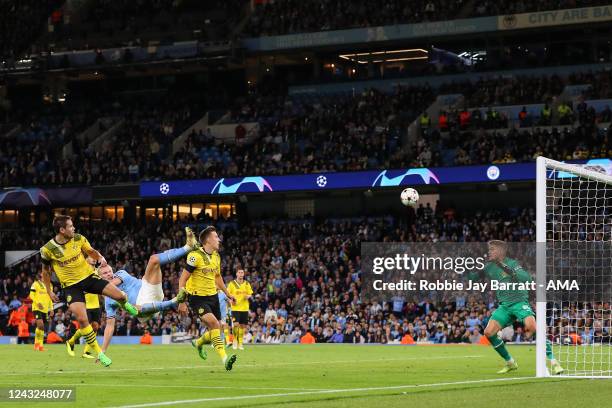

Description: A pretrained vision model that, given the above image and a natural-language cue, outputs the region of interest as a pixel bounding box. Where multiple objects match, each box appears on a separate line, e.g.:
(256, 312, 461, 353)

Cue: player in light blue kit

(99, 227, 198, 352)
(218, 290, 231, 347)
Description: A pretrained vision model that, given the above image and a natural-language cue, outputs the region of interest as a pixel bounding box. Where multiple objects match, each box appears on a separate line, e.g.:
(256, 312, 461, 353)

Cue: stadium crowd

(2, 207, 607, 345)
(413, 122, 611, 167)
(4, 66, 612, 188)
(472, 0, 611, 17)
(34, 0, 247, 52)
(246, 0, 612, 37)
(0, 96, 204, 187)
(246, 0, 463, 37)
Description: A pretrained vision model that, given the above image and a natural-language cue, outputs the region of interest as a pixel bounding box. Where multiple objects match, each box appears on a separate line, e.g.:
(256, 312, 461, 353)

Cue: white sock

(508, 358, 515, 364)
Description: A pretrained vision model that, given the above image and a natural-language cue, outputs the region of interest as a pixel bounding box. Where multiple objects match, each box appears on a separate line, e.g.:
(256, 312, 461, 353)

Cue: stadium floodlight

(536, 157, 612, 378)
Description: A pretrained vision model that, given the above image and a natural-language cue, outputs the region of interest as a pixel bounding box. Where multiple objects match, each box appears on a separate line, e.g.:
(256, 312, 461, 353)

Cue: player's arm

(178, 268, 191, 316)
(40, 248, 59, 303)
(101, 317, 115, 352)
(80, 236, 107, 266)
(497, 260, 532, 282)
(179, 268, 191, 290)
(246, 282, 254, 301)
(47, 294, 54, 317)
(216, 274, 234, 304)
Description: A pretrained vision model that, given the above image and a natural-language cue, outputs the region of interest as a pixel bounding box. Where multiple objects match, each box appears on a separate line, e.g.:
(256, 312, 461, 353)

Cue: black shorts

(63, 274, 109, 305)
(33, 311, 48, 324)
(189, 294, 221, 320)
(233, 311, 249, 325)
(87, 308, 101, 323)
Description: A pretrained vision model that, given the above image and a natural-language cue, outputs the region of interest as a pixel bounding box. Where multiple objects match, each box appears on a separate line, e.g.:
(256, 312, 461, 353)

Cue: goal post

(536, 156, 612, 378)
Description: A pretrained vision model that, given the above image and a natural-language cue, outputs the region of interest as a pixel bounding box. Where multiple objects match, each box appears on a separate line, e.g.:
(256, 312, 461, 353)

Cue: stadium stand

(246, 0, 612, 37)
(1, 207, 542, 344)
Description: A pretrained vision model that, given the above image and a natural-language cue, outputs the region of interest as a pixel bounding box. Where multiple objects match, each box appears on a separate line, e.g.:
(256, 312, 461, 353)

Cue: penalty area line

(108, 376, 537, 408)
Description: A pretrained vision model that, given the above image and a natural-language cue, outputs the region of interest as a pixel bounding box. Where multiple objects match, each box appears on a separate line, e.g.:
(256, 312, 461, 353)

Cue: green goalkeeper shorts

(491, 302, 535, 328)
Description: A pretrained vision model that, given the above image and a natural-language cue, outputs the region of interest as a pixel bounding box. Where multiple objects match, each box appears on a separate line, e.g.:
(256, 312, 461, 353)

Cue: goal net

(536, 157, 612, 378)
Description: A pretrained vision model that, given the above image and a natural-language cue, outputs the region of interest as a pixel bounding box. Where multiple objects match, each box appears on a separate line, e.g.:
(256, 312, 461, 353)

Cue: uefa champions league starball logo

(159, 183, 170, 195)
(316, 175, 327, 187)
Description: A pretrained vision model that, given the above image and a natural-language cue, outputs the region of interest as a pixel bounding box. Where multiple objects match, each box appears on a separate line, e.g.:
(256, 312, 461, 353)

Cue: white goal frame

(536, 156, 612, 378)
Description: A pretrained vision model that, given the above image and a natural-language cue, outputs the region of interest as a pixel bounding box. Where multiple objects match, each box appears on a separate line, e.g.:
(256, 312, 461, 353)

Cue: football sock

(81, 325, 102, 354)
(238, 327, 244, 346)
(157, 247, 189, 266)
(68, 329, 82, 346)
(139, 299, 177, 315)
(487, 335, 513, 362)
(196, 331, 212, 347)
(546, 339, 555, 361)
(210, 329, 227, 361)
(35, 328, 44, 346)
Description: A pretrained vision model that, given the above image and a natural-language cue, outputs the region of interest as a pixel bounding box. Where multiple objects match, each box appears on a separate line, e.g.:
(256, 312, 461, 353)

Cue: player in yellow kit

(178, 226, 237, 371)
(82, 293, 101, 359)
(227, 268, 253, 350)
(29, 272, 53, 351)
(40, 215, 138, 367)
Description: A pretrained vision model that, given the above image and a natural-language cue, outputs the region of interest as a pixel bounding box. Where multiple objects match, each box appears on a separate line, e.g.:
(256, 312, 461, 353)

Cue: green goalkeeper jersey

(468, 257, 532, 305)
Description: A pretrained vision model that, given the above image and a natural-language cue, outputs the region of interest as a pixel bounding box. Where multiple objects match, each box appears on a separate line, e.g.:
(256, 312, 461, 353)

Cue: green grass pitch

(0, 344, 610, 407)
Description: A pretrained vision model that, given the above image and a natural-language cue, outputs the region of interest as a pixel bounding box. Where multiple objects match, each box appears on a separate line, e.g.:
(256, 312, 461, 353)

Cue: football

(400, 187, 419, 207)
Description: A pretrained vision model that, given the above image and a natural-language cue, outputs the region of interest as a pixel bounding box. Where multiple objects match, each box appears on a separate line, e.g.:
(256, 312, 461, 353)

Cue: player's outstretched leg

(546, 339, 564, 375)
(484, 319, 517, 373)
(139, 294, 184, 315)
(192, 337, 208, 360)
(69, 302, 111, 367)
(144, 227, 197, 286)
(195, 316, 237, 370)
(34, 320, 45, 352)
(66, 323, 83, 357)
(523, 316, 564, 375)
(237, 326, 245, 350)
(103, 285, 138, 316)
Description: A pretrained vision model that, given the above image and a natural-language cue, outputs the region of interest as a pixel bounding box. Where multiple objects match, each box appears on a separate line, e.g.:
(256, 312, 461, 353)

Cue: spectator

(328, 327, 344, 343)
(17, 317, 30, 344)
(300, 329, 316, 344)
(140, 330, 153, 345)
(469, 327, 482, 344)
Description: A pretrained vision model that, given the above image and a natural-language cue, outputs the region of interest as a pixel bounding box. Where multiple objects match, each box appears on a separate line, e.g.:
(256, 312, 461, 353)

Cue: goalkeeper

(467, 240, 564, 375)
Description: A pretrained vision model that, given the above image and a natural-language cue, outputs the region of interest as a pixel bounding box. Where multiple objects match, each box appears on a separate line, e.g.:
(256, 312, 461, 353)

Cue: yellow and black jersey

(227, 280, 253, 312)
(39, 234, 93, 287)
(185, 249, 220, 296)
(30, 280, 53, 313)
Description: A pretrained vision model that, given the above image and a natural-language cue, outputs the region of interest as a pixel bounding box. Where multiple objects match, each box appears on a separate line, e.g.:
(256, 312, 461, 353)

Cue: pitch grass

(0, 343, 610, 408)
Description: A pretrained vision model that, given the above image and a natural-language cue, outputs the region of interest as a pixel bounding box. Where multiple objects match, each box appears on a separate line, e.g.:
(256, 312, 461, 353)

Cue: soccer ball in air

(400, 188, 419, 207)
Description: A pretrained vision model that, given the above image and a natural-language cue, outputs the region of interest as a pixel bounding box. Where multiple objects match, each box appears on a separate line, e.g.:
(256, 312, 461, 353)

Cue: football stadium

(1, 1, 612, 407)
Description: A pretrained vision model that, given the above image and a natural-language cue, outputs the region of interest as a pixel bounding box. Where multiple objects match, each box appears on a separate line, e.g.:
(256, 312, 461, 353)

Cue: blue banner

(139, 159, 612, 198)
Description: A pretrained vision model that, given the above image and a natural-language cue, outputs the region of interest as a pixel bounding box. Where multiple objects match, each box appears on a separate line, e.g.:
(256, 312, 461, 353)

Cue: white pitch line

(0, 354, 484, 377)
(108, 376, 538, 408)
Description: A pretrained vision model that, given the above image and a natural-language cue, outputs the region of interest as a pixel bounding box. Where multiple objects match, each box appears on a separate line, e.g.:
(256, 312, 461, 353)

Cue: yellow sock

(80, 325, 101, 354)
(210, 329, 226, 361)
(68, 329, 82, 346)
(224, 327, 230, 344)
(238, 327, 244, 346)
(84, 344, 91, 354)
(35, 328, 44, 346)
(196, 331, 212, 347)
